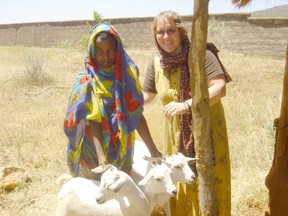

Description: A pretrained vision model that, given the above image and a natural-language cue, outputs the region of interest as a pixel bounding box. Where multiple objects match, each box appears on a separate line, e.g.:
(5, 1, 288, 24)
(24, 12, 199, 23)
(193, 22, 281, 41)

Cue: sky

(0, 0, 287, 24)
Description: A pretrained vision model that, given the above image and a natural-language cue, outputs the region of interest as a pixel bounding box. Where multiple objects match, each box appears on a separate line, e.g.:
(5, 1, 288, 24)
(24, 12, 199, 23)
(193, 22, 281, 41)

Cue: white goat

(137, 161, 177, 215)
(163, 153, 197, 183)
(131, 140, 197, 216)
(56, 163, 177, 216)
(56, 165, 149, 216)
(131, 140, 197, 184)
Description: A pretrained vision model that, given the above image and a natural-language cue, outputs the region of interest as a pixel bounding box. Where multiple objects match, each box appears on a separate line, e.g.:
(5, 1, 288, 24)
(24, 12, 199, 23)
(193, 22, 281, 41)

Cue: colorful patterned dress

(63, 23, 143, 179)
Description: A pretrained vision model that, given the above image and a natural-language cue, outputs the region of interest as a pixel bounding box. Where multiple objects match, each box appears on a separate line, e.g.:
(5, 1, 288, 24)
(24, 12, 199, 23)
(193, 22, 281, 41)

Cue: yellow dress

(154, 57, 231, 216)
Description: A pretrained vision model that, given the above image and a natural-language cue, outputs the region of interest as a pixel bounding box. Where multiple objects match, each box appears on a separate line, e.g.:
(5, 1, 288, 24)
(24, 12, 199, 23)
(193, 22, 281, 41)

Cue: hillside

(251, 4, 288, 18)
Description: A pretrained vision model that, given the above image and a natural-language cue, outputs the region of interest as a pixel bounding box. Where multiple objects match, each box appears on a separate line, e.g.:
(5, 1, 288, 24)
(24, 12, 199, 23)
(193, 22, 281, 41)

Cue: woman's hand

(149, 148, 163, 158)
(163, 101, 188, 117)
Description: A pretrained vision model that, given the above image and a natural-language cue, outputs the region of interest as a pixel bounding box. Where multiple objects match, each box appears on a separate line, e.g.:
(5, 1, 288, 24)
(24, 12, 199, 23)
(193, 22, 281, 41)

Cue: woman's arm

(163, 73, 226, 117)
(143, 91, 157, 105)
(183, 73, 226, 108)
(136, 115, 162, 157)
(207, 73, 226, 106)
(89, 120, 108, 168)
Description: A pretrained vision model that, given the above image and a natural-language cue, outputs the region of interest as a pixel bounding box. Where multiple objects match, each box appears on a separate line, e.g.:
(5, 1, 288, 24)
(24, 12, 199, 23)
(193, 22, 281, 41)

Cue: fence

(0, 14, 287, 59)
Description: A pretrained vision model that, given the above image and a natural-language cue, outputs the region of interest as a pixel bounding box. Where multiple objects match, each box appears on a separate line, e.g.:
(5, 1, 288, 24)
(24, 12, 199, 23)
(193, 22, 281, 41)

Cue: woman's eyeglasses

(155, 28, 178, 37)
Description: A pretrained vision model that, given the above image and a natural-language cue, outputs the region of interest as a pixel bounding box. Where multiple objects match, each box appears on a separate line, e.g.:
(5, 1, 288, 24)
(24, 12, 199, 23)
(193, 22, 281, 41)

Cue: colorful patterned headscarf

(64, 23, 143, 176)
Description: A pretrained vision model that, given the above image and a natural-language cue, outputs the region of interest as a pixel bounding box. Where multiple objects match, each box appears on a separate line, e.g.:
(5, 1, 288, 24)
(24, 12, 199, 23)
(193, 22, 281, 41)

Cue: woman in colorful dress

(142, 11, 231, 215)
(64, 23, 161, 180)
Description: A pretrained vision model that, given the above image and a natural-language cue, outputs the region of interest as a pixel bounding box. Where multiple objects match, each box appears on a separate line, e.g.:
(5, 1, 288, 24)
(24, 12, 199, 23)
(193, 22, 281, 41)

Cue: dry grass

(0, 46, 285, 216)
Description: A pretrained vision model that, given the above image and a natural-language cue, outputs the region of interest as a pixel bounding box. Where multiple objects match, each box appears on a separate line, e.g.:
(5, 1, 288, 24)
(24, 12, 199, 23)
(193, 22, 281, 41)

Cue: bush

(78, 11, 111, 52)
(23, 54, 53, 86)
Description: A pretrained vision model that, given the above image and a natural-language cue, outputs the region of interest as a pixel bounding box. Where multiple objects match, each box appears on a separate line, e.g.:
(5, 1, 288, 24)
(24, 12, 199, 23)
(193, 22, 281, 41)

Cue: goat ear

(143, 156, 162, 164)
(186, 157, 197, 164)
(108, 175, 126, 193)
(91, 165, 107, 173)
(143, 155, 150, 160)
(138, 170, 153, 186)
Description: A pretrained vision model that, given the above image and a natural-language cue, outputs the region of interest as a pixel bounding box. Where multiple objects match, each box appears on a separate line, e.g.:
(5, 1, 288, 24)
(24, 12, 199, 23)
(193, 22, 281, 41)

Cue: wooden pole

(264, 46, 288, 215)
(189, 0, 217, 215)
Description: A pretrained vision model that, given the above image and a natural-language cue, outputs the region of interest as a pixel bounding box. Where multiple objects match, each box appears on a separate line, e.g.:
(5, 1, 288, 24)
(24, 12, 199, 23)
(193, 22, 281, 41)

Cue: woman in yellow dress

(142, 11, 231, 215)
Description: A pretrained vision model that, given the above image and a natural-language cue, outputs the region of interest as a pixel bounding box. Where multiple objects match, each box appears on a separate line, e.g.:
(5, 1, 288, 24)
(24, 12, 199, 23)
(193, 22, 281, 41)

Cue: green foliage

(93, 11, 105, 24)
(79, 34, 90, 52)
(78, 11, 111, 52)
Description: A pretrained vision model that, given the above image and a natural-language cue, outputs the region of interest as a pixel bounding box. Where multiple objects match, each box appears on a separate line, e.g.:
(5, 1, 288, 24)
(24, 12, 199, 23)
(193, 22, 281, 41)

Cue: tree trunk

(189, 0, 217, 215)
(264, 46, 288, 216)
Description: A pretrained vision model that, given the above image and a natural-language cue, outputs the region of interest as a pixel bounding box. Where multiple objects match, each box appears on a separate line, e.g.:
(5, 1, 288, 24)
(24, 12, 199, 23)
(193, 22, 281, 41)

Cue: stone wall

(0, 14, 287, 59)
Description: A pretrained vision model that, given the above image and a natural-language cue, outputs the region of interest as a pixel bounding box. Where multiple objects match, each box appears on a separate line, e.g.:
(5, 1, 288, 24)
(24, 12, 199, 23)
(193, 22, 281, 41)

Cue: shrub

(78, 11, 111, 52)
(23, 54, 53, 86)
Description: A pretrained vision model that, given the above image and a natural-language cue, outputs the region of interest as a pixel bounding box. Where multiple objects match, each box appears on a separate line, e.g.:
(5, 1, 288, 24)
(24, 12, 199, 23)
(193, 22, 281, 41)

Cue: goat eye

(155, 178, 161, 182)
(115, 174, 120, 180)
(174, 165, 181, 169)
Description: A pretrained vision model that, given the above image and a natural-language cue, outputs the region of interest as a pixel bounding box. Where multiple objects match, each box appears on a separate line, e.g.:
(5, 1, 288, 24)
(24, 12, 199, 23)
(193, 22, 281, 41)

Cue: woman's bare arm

(89, 121, 108, 168)
(143, 91, 157, 105)
(136, 115, 162, 157)
(207, 73, 226, 106)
